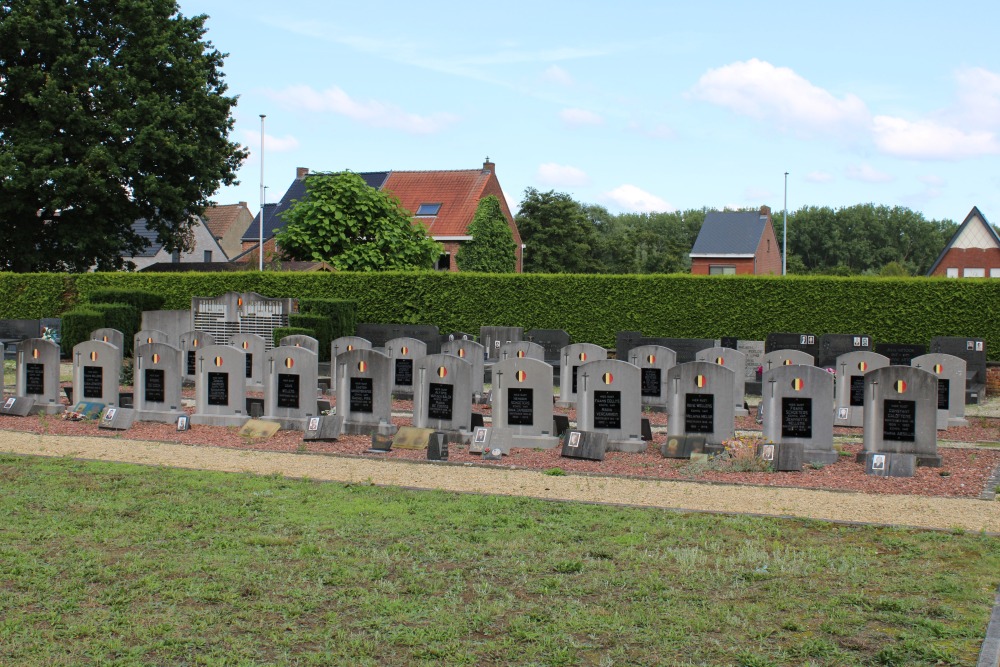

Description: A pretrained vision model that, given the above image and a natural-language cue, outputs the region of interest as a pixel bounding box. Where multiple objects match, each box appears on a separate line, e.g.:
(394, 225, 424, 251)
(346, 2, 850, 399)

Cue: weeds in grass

(544, 467, 567, 476)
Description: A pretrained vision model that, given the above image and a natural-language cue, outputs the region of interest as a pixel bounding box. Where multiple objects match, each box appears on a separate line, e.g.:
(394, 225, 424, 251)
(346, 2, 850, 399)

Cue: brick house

(202, 202, 254, 260)
(926, 206, 1000, 278)
(689, 207, 782, 275)
(240, 159, 523, 272)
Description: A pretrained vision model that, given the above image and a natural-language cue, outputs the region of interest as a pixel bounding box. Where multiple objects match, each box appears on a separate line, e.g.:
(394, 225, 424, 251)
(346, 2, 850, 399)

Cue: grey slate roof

(130, 218, 164, 257)
(690, 211, 769, 255)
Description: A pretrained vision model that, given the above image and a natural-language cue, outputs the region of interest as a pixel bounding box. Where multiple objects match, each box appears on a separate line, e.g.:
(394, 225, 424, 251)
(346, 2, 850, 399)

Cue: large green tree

(0, 0, 246, 272)
(455, 195, 516, 273)
(275, 171, 442, 271)
(591, 206, 706, 274)
(516, 188, 603, 273)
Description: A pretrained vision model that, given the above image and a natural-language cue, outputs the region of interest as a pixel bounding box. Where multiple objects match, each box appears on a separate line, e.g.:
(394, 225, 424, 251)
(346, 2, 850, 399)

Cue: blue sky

(179, 0, 1000, 223)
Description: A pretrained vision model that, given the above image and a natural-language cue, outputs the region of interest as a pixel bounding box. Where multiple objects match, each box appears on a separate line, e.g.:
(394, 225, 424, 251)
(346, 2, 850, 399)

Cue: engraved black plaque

(83, 366, 103, 399)
(350, 377, 374, 413)
(641, 367, 661, 398)
(25, 362, 44, 395)
(883, 399, 916, 442)
(571, 365, 579, 394)
(394, 359, 413, 386)
(277, 373, 299, 409)
(593, 390, 621, 429)
(427, 382, 454, 421)
(849, 375, 865, 407)
(937, 378, 950, 411)
(684, 393, 714, 433)
(781, 396, 812, 439)
(207, 372, 229, 406)
(245, 353, 253, 379)
(187, 350, 197, 376)
(507, 387, 534, 426)
(144, 369, 165, 404)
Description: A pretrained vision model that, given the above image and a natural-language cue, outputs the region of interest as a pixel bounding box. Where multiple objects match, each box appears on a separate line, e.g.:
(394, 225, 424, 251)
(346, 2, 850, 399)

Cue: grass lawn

(1, 455, 998, 666)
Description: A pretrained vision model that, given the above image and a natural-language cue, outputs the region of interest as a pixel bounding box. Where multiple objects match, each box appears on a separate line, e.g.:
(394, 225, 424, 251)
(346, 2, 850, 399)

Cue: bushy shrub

(289, 314, 331, 361)
(88, 303, 139, 355)
(60, 309, 105, 357)
(298, 298, 356, 339)
(87, 288, 165, 313)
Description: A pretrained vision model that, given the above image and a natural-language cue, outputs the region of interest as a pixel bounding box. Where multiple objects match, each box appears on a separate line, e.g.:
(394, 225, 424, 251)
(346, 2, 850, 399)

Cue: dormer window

(416, 203, 442, 216)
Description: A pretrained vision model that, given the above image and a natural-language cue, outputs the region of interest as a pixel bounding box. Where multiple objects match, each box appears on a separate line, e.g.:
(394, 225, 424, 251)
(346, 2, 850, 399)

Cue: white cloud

(541, 65, 574, 87)
(242, 130, 300, 152)
(536, 163, 590, 187)
(845, 163, 894, 183)
(602, 184, 674, 213)
(805, 171, 834, 183)
(688, 58, 869, 135)
(266, 84, 459, 134)
(559, 108, 604, 127)
(871, 115, 1000, 160)
(951, 67, 1000, 130)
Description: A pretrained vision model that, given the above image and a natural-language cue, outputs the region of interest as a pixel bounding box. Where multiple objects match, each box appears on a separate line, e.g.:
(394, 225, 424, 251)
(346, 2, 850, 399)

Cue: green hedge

(273, 327, 315, 349)
(4, 271, 1000, 360)
(60, 309, 105, 356)
(289, 314, 331, 361)
(299, 298, 356, 340)
(87, 288, 165, 313)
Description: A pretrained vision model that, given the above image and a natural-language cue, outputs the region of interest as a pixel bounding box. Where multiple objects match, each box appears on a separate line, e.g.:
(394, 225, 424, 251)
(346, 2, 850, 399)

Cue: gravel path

(4, 430, 1000, 533)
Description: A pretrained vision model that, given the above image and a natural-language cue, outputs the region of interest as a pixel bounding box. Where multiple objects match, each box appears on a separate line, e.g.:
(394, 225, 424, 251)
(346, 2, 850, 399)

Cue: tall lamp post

(259, 114, 266, 272)
(782, 171, 788, 276)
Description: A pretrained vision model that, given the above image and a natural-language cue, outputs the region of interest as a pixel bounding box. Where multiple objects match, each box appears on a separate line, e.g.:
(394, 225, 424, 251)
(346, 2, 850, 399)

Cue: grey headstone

(1, 396, 35, 417)
(666, 361, 736, 447)
(617, 332, 714, 364)
(91, 328, 124, 352)
(337, 348, 393, 435)
(189, 344, 249, 428)
(761, 364, 837, 465)
(498, 341, 546, 362)
(133, 329, 170, 353)
(912, 353, 968, 428)
(861, 366, 940, 467)
(262, 345, 320, 430)
(659, 435, 706, 458)
(696, 346, 748, 416)
(480, 326, 523, 360)
(556, 343, 607, 408)
(834, 351, 890, 427)
(413, 353, 473, 434)
(279, 334, 319, 356)
(355, 324, 441, 353)
(560, 430, 607, 462)
(626, 345, 676, 412)
(303, 414, 343, 442)
(757, 441, 804, 472)
(386, 337, 428, 397)
(575, 359, 644, 452)
(134, 342, 186, 424)
(179, 330, 216, 383)
(469, 426, 492, 454)
(331, 336, 372, 389)
(98, 406, 136, 431)
(228, 333, 267, 391)
(525, 329, 570, 362)
(930, 336, 985, 403)
(15, 338, 64, 414)
(864, 451, 916, 477)
(427, 432, 449, 460)
(765, 332, 819, 359)
(818, 333, 872, 368)
(141, 310, 192, 348)
(761, 349, 815, 371)
(491, 357, 559, 449)
(441, 339, 486, 399)
(72, 340, 122, 407)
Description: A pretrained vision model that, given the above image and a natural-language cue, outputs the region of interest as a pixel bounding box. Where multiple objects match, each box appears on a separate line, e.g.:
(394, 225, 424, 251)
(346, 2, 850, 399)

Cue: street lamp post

(259, 114, 266, 272)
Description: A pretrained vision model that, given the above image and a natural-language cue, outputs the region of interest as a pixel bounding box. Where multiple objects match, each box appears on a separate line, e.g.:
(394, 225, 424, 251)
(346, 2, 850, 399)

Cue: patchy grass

(1, 454, 998, 666)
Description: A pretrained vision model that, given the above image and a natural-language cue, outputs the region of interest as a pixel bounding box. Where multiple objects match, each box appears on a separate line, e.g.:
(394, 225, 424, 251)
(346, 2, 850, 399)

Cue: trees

(455, 195, 516, 273)
(0, 0, 246, 272)
(516, 188, 603, 273)
(275, 171, 441, 271)
(592, 207, 705, 274)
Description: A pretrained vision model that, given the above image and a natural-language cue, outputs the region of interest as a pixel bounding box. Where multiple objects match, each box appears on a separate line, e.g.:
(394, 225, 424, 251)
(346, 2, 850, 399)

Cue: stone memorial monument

(331, 336, 372, 388)
(666, 361, 736, 448)
(386, 337, 428, 397)
(412, 353, 473, 436)
(262, 345, 320, 430)
(189, 344, 249, 427)
(228, 333, 267, 392)
(134, 342, 186, 423)
(911, 353, 969, 428)
(556, 343, 607, 408)
(860, 365, 940, 467)
(336, 348, 394, 435)
(696, 346, 748, 416)
(575, 359, 644, 452)
(490, 357, 559, 449)
(441, 338, 486, 400)
(179, 330, 216, 383)
(834, 351, 890, 427)
(761, 364, 836, 464)
(626, 345, 676, 412)
(15, 338, 64, 414)
(72, 340, 122, 407)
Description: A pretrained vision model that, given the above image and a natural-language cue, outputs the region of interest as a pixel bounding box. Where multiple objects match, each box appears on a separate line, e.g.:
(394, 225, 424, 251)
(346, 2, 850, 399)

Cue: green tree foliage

(0, 0, 246, 272)
(591, 206, 706, 274)
(516, 188, 603, 273)
(275, 172, 441, 271)
(455, 195, 516, 273)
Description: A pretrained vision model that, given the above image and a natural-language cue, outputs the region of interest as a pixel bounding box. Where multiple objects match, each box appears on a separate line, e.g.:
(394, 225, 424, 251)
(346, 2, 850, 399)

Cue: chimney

(238, 201, 247, 208)
(296, 167, 309, 180)
(759, 205, 771, 218)
(482, 156, 494, 174)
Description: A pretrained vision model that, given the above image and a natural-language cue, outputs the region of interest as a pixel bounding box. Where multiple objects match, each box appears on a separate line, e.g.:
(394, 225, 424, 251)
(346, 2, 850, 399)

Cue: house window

(203, 250, 213, 262)
(416, 203, 442, 216)
(171, 250, 180, 263)
(436, 253, 451, 271)
(946, 268, 959, 278)
(964, 268, 985, 278)
(991, 269, 1000, 278)
(709, 265, 736, 275)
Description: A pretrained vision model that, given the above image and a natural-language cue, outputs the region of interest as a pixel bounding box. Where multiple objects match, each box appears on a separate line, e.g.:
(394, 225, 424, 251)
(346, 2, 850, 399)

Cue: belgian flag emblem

(193, 339, 199, 347)
(517, 350, 526, 358)
(89, 351, 98, 361)
(103, 335, 109, 342)
(146, 337, 153, 344)
(791, 377, 804, 391)
(214, 356, 223, 367)
(715, 357, 725, 365)
(347, 345, 354, 351)
(602, 372, 614, 385)
(32, 348, 39, 359)
(933, 363, 943, 374)
(858, 361, 868, 372)
(459, 348, 466, 358)
(242, 341, 249, 350)
(357, 361, 368, 373)
(647, 354, 656, 364)
(783, 359, 793, 366)
(579, 352, 588, 362)
(152, 353, 160, 364)
(284, 358, 295, 369)
(437, 366, 448, 378)
(516, 370, 527, 382)
(401, 346, 409, 356)
(894, 380, 907, 393)
(695, 374, 707, 388)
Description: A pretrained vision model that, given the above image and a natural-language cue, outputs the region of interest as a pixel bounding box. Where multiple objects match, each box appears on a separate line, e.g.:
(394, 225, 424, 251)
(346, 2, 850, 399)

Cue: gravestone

(72, 340, 122, 407)
(525, 329, 570, 363)
(575, 359, 644, 452)
(228, 333, 267, 391)
(735, 340, 765, 395)
(441, 339, 486, 400)
(626, 345, 676, 412)
(864, 452, 917, 478)
(443, 331, 475, 344)
(660, 435, 706, 459)
(427, 432, 449, 461)
(480, 326, 523, 361)
(179, 330, 216, 383)
(617, 332, 714, 364)
(756, 442, 804, 472)
(861, 365, 940, 467)
(1, 395, 34, 417)
(386, 337, 427, 397)
(556, 343, 607, 408)
(134, 342, 186, 424)
(141, 310, 192, 348)
(262, 345, 320, 430)
(560, 430, 608, 462)
(761, 349, 815, 371)
(355, 324, 441, 354)
(189, 344, 249, 428)
(490, 357, 559, 449)
(911, 353, 969, 428)
(817, 333, 873, 368)
(336, 348, 394, 435)
(834, 351, 890, 427)
(15, 338, 64, 414)
(331, 336, 372, 389)
(98, 406, 136, 431)
(133, 330, 170, 355)
(764, 333, 819, 360)
(695, 346, 748, 416)
(412, 353, 473, 436)
(930, 336, 986, 404)
(875, 343, 927, 366)
(91, 328, 124, 352)
(498, 341, 545, 362)
(666, 361, 735, 448)
(279, 334, 319, 356)
(761, 365, 837, 465)
(469, 426, 492, 454)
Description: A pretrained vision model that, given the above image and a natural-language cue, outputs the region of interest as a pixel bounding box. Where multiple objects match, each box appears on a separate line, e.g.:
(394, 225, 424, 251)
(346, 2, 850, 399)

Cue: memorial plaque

(572, 365, 579, 394)
(208, 372, 229, 406)
(849, 375, 865, 407)
(876, 343, 926, 366)
(781, 397, 813, 439)
(277, 373, 300, 410)
(83, 366, 103, 399)
(937, 378, 950, 411)
(25, 363, 44, 396)
(883, 399, 916, 442)
(507, 388, 534, 426)
(593, 390, 622, 429)
(144, 369, 165, 404)
(394, 359, 413, 387)
(350, 377, 374, 413)
(641, 368, 661, 398)
(245, 353, 253, 379)
(427, 382, 454, 421)
(187, 351, 197, 377)
(685, 393, 714, 433)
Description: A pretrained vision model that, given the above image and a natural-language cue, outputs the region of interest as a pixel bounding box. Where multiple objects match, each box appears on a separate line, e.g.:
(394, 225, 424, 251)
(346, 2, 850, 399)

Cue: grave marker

(441, 339, 486, 400)
(413, 353, 473, 435)
(15, 338, 64, 414)
(556, 343, 607, 408)
(576, 359, 644, 452)
(817, 333, 872, 368)
(386, 337, 427, 397)
(480, 326, 523, 360)
(179, 330, 216, 383)
(667, 361, 735, 448)
(72, 340, 122, 407)
(262, 345, 320, 430)
(695, 346, 748, 416)
(228, 333, 267, 391)
(875, 343, 927, 366)
(911, 353, 969, 428)
(764, 332, 819, 360)
(761, 364, 837, 464)
(491, 357, 559, 449)
(331, 336, 372, 389)
(355, 324, 441, 353)
(626, 345, 676, 412)
(189, 344, 248, 428)
(336, 348, 394, 435)
(91, 327, 124, 352)
(761, 349, 815, 371)
(134, 342, 186, 424)
(930, 336, 986, 404)
(133, 330, 169, 354)
(861, 365, 940, 467)
(525, 329, 570, 363)
(498, 341, 545, 362)
(834, 351, 890, 427)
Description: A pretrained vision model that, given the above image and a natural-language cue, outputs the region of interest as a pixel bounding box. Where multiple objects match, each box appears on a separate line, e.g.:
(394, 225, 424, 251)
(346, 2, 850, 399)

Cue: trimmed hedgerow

(298, 298, 356, 340)
(87, 303, 140, 355)
(289, 314, 331, 361)
(87, 288, 165, 313)
(59, 309, 105, 356)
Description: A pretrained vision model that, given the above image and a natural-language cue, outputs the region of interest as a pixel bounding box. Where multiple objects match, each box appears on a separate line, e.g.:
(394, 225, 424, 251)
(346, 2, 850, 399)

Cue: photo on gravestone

(761, 444, 775, 461)
(937, 379, 950, 411)
(781, 396, 813, 439)
(144, 369, 165, 404)
(507, 387, 534, 426)
(593, 390, 622, 429)
(883, 399, 916, 442)
(427, 382, 454, 421)
(83, 366, 103, 399)
(395, 359, 413, 387)
(850, 375, 865, 407)
(208, 372, 229, 406)
(277, 374, 300, 410)
(350, 377, 374, 413)
(568, 431, 581, 448)
(641, 367, 661, 398)
(26, 363, 44, 396)
(685, 393, 714, 433)
(308, 417, 320, 431)
(872, 454, 885, 470)
(187, 351, 197, 377)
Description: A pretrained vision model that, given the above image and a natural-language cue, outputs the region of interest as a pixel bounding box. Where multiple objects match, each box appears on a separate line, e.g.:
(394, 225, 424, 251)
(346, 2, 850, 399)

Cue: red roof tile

(382, 170, 492, 237)
(203, 203, 251, 238)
